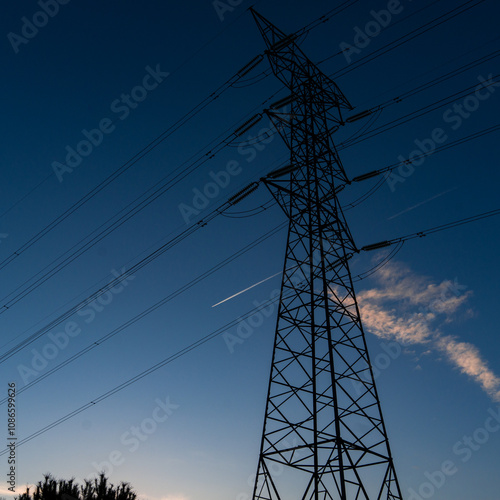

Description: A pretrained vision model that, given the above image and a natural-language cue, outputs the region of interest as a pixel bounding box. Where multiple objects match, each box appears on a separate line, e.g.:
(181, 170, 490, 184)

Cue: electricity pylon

(250, 9, 403, 500)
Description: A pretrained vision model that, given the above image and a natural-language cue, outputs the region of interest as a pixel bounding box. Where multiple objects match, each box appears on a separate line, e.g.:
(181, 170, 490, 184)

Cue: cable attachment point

(361, 240, 393, 252)
(346, 109, 373, 123)
(270, 34, 297, 51)
(270, 94, 296, 109)
(237, 55, 264, 77)
(234, 114, 263, 137)
(228, 182, 260, 205)
(352, 170, 381, 182)
(265, 164, 301, 179)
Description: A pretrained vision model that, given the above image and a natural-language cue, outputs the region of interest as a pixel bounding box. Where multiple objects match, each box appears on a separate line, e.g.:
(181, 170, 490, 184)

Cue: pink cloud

(354, 260, 500, 402)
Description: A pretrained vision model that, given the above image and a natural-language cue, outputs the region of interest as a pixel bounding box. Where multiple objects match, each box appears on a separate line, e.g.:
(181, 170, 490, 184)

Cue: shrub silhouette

(16, 473, 137, 500)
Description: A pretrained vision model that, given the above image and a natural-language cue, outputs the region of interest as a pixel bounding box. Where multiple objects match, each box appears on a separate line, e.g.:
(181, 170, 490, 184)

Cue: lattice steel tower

(250, 9, 403, 500)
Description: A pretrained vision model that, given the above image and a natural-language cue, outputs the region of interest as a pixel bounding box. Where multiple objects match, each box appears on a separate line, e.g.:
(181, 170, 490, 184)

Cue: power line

(338, 74, 500, 149)
(0, 1, 355, 273)
(326, 0, 489, 78)
(351, 34, 500, 111)
(319, 0, 445, 65)
(360, 208, 500, 252)
(0, 4, 252, 223)
(2, 0, 496, 400)
(0, 4, 368, 311)
(0, 67, 256, 274)
(0, 96, 278, 314)
(350, 122, 500, 185)
(4, 203, 497, 458)
(343, 48, 500, 123)
(0, 176, 266, 362)
(4, 112, 494, 364)
(0, 295, 274, 456)
(0, 222, 286, 405)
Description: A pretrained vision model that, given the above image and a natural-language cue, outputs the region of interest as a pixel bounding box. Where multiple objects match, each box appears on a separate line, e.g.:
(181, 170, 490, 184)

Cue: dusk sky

(1, 1, 499, 500)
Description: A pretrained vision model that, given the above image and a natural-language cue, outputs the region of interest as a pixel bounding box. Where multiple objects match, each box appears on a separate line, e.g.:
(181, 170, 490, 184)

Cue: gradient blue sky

(1, 1, 499, 499)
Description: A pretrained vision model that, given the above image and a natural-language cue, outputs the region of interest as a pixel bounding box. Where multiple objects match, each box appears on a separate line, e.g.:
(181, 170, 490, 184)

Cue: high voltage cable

(2, 2, 496, 356)
(256, 79, 500, 194)
(338, 74, 500, 150)
(221, 67, 500, 159)
(0, 151, 285, 346)
(0, 64, 257, 274)
(0, 248, 411, 454)
(343, 48, 500, 122)
(0, 218, 402, 408)
(352, 34, 500, 111)
(360, 209, 500, 252)
(325, 0, 489, 78)
(0, 296, 283, 456)
(275, 52, 500, 157)
(211, 0, 363, 89)
(0, 0, 487, 244)
(0, 4, 253, 223)
(244, 0, 480, 110)
(2, 205, 499, 455)
(3, 116, 499, 365)
(0, 222, 287, 406)
(0, 177, 264, 362)
(0, 4, 364, 310)
(250, 0, 494, 112)
(319, 0, 445, 64)
(225, 121, 500, 212)
(0, 220, 403, 410)
(353, 242, 405, 281)
(373, 49, 500, 110)
(0, 3, 355, 273)
(0, 175, 53, 220)
(0, 216, 205, 361)
(0, 133, 396, 355)
(234, 64, 500, 203)
(3, 1, 497, 458)
(294, 0, 361, 35)
(350, 122, 500, 186)
(0, 0, 488, 295)
(0, 94, 280, 314)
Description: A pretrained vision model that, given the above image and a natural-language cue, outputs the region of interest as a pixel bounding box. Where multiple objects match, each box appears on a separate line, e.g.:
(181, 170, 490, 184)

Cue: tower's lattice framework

(251, 10, 403, 500)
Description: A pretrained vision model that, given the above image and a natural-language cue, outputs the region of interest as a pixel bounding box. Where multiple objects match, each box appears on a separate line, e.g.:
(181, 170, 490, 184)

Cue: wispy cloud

(356, 260, 500, 402)
(437, 336, 500, 401)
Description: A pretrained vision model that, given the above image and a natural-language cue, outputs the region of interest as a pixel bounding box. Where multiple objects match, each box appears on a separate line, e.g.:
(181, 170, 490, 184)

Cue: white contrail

(212, 271, 282, 308)
(387, 187, 458, 220)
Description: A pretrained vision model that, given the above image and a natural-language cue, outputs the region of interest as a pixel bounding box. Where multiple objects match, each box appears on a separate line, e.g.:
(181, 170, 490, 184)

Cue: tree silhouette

(16, 473, 137, 500)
